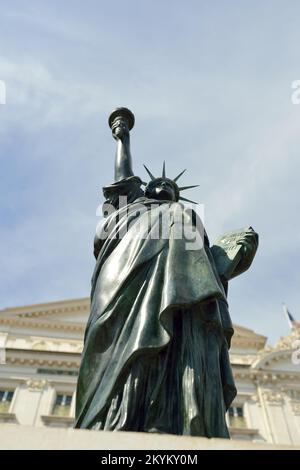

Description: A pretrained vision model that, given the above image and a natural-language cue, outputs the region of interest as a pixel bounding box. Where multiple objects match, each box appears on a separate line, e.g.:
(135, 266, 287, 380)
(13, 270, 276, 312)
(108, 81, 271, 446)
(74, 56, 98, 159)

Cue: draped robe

(75, 176, 236, 437)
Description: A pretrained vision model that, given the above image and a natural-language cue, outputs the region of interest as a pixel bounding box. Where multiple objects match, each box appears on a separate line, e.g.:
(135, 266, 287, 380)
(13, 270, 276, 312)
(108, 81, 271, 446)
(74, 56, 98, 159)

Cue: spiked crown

(143, 162, 199, 204)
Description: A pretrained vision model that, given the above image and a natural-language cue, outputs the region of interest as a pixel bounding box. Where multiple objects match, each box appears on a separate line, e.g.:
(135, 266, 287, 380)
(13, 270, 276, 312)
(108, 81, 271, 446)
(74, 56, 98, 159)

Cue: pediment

(231, 324, 267, 351)
(0, 297, 90, 325)
(252, 349, 300, 373)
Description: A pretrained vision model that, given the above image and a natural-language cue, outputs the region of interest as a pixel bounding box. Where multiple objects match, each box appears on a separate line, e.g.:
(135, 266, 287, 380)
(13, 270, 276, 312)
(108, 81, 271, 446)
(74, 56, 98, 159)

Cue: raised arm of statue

(109, 108, 135, 182)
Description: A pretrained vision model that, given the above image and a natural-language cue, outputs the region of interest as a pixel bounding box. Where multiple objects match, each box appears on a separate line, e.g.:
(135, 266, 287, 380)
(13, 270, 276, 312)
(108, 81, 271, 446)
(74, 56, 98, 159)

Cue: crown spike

(173, 169, 186, 182)
(179, 196, 198, 204)
(143, 164, 156, 181)
(162, 161, 166, 178)
(178, 185, 199, 191)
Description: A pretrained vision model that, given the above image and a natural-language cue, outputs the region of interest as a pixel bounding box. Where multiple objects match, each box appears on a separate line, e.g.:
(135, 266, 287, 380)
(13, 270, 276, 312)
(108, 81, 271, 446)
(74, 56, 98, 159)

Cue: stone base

(0, 424, 298, 450)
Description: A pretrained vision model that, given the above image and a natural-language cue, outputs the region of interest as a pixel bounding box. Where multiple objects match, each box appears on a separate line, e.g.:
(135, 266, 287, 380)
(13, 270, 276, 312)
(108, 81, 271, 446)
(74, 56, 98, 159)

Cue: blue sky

(0, 0, 300, 343)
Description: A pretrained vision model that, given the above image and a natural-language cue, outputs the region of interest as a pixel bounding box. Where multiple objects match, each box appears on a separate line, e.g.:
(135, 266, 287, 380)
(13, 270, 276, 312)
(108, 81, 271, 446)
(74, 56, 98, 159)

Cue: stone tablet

(211, 226, 255, 280)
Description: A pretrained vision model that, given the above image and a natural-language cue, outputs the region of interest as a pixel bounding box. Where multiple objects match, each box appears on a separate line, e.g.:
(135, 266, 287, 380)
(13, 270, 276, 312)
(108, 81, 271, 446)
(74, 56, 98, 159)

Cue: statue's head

(143, 163, 199, 204)
(145, 177, 179, 202)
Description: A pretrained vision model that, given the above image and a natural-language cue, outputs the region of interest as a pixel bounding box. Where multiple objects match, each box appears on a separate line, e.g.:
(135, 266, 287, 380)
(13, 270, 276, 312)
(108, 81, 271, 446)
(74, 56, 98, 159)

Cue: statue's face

(146, 179, 177, 201)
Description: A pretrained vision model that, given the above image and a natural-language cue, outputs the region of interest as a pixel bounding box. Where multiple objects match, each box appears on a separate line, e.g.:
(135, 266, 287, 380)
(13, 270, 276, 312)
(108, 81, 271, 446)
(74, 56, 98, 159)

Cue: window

(228, 405, 247, 428)
(37, 369, 78, 376)
(0, 390, 14, 413)
(52, 394, 72, 417)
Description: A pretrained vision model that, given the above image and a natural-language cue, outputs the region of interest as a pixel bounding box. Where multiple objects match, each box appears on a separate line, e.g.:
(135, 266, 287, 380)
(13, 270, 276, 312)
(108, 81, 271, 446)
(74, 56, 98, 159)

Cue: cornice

(5, 337, 83, 354)
(18, 303, 89, 319)
(230, 355, 255, 366)
(233, 367, 300, 382)
(0, 316, 85, 332)
(0, 376, 77, 388)
(0, 297, 90, 319)
(5, 349, 81, 368)
(6, 356, 80, 368)
(231, 338, 266, 349)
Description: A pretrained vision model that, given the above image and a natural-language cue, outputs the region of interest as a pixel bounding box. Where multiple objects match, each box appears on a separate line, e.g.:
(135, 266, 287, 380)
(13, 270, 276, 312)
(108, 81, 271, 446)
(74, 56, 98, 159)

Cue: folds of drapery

(75, 198, 236, 429)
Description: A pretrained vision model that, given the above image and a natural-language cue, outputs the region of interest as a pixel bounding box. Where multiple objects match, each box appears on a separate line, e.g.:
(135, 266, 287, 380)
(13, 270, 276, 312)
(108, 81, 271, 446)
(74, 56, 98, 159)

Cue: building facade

(0, 297, 299, 445)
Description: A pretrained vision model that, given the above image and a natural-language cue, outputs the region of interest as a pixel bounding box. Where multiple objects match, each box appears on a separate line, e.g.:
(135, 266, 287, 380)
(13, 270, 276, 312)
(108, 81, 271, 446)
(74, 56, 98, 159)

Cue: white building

(0, 297, 299, 445)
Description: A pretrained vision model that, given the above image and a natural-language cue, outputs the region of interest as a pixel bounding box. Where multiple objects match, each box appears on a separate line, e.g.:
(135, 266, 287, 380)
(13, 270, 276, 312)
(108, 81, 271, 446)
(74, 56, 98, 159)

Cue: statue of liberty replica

(75, 108, 258, 437)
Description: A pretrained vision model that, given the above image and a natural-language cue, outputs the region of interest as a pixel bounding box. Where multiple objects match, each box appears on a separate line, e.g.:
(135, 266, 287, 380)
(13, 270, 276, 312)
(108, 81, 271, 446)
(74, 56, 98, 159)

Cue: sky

(0, 0, 300, 344)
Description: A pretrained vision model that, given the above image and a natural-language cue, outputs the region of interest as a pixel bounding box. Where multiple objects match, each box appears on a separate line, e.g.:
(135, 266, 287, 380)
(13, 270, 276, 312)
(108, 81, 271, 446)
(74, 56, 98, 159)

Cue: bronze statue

(75, 108, 258, 437)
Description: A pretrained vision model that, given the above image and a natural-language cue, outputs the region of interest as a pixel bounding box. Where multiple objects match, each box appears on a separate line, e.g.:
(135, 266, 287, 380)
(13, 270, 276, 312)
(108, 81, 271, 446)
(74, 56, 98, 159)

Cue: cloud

(0, 58, 110, 132)
(1, 1, 300, 344)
